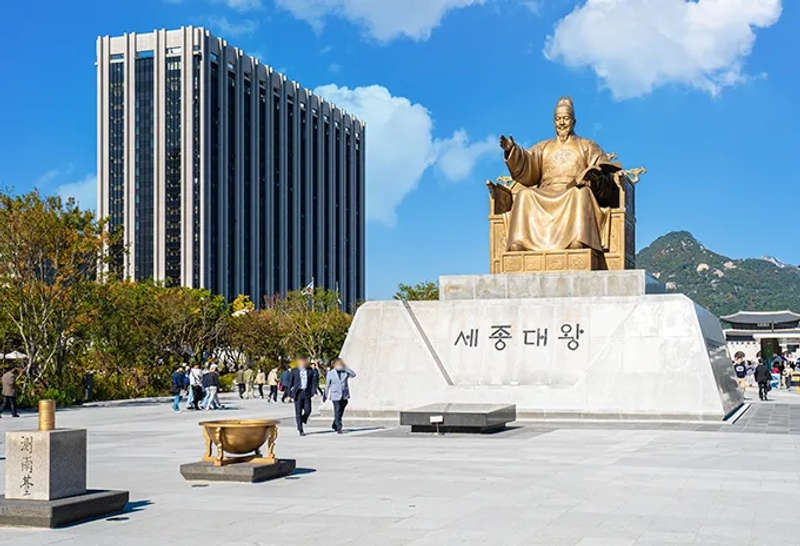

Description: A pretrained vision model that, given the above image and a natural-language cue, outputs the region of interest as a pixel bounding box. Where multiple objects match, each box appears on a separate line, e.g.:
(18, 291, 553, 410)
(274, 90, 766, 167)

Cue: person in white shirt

(189, 364, 204, 410)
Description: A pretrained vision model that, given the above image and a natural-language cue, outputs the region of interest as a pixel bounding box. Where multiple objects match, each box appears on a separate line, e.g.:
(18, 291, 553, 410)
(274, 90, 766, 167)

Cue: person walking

(781, 364, 792, 390)
(202, 365, 221, 410)
(235, 367, 246, 399)
(288, 358, 315, 435)
(280, 366, 292, 403)
(323, 358, 356, 434)
(200, 366, 212, 409)
(243, 366, 255, 399)
(745, 360, 756, 388)
(311, 362, 325, 397)
(255, 368, 266, 399)
(183, 365, 193, 410)
(267, 366, 279, 403)
(0, 367, 20, 418)
(755, 359, 772, 401)
(189, 364, 204, 410)
(170, 366, 184, 412)
(733, 357, 747, 395)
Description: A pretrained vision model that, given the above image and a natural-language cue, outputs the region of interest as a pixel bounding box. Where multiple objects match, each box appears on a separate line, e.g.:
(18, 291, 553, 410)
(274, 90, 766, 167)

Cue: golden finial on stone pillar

(38, 399, 55, 431)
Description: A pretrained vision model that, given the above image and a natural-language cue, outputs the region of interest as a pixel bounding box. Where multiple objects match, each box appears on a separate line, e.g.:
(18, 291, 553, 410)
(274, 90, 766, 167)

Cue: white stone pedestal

(4, 429, 86, 501)
(340, 277, 742, 421)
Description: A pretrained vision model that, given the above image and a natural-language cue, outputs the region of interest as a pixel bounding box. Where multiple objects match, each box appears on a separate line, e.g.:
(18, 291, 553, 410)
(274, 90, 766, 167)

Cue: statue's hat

(555, 96, 574, 116)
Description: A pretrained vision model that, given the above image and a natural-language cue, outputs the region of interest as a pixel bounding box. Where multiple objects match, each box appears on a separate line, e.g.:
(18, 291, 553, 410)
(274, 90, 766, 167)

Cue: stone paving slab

(1, 389, 799, 545)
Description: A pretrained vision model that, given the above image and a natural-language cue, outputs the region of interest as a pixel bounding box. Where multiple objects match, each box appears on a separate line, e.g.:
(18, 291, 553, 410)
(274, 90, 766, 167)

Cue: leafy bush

(219, 374, 235, 392)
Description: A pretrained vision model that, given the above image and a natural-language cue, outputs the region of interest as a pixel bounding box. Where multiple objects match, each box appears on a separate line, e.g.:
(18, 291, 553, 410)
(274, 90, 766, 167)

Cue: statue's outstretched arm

(505, 144, 541, 187)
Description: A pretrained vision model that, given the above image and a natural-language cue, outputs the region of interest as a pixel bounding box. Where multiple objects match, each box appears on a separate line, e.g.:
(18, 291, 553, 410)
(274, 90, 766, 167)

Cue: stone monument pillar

(0, 400, 129, 528)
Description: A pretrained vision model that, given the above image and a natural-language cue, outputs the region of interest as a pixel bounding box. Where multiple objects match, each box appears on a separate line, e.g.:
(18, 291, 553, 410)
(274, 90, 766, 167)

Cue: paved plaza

(2, 390, 800, 545)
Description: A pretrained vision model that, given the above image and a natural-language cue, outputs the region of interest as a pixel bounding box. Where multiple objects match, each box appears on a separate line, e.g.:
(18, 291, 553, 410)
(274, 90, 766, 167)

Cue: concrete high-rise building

(97, 27, 365, 308)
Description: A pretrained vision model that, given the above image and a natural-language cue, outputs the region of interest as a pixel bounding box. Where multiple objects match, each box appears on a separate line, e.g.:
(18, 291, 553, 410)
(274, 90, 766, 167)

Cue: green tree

(393, 281, 439, 301)
(231, 293, 255, 314)
(0, 190, 109, 395)
(153, 286, 228, 365)
(222, 308, 284, 368)
(274, 288, 352, 362)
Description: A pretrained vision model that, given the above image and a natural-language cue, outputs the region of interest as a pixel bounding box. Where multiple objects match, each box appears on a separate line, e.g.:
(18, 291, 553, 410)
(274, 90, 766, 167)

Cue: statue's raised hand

(499, 135, 515, 153)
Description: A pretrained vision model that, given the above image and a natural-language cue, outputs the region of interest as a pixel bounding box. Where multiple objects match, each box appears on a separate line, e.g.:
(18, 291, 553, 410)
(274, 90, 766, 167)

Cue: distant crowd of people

(732, 353, 798, 402)
(169, 356, 356, 435)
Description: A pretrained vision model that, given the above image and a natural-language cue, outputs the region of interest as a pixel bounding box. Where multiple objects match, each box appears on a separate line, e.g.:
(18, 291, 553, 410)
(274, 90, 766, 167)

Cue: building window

(345, 131, 352, 308)
(272, 94, 281, 295)
(300, 107, 308, 284)
(243, 78, 252, 298)
(227, 71, 236, 300)
(108, 61, 125, 276)
(134, 55, 154, 281)
(209, 61, 220, 294)
(355, 136, 362, 300)
(192, 53, 201, 288)
(164, 55, 182, 286)
(323, 117, 331, 285)
(258, 85, 267, 300)
(287, 99, 295, 289)
(312, 113, 320, 284)
(335, 123, 341, 295)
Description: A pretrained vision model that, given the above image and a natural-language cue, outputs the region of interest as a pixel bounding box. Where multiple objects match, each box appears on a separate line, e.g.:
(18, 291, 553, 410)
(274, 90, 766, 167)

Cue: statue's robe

(504, 134, 611, 252)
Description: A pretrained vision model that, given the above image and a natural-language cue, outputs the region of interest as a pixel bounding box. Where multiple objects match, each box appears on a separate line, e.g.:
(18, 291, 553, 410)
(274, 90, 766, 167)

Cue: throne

(487, 168, 640, 273)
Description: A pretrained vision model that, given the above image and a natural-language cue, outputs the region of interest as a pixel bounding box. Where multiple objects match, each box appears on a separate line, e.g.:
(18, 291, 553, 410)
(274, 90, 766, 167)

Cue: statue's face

(554, 107, 575, 139)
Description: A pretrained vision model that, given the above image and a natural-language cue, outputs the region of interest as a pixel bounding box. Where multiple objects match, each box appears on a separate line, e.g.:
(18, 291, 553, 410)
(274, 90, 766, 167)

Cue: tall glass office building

(97, 27, 366, 309)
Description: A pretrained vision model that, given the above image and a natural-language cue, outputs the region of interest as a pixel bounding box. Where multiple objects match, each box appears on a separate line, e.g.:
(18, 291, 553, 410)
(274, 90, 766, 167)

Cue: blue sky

(0, 0, 796, 299)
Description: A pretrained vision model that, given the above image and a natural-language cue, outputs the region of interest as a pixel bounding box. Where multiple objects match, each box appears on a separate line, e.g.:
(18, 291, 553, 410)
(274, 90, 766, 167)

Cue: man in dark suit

(288, 358, 317, 435)
(754, 359, 772, 401)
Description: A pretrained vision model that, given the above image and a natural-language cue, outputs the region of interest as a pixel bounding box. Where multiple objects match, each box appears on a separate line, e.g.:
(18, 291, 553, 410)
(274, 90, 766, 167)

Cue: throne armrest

(487, 181, 513, 215)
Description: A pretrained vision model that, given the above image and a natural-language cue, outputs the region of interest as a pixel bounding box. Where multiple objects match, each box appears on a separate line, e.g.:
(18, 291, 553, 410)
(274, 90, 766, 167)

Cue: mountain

(635, 231, 800, 317)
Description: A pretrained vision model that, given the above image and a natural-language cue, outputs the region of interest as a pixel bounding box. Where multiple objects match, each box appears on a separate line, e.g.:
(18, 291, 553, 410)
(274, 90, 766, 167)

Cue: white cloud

(221, 0, 262, 10)
(34, 164, 74, 187)
(314, 84, 494, 225)
(276, 0, 486, 42)
(207, 15, 259, 37)
(57, 174, 97, 212)
(522, 0, 542, 15)
(35, 168, 62, 186)
(434, 130, 495, 182)
(192, 0, 262, 9)
(543, 0, 782, 99)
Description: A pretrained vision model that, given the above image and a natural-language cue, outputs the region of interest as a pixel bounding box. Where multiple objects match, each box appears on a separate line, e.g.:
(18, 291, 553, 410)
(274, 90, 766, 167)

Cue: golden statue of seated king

(487, 97, 644, 273)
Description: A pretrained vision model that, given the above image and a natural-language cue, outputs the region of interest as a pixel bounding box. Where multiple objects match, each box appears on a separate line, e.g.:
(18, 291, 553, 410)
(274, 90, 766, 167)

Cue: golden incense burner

(199, 419, 278, 466)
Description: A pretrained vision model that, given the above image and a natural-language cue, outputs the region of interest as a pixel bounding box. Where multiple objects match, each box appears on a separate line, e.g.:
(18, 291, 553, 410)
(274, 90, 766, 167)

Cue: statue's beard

(556, 126, 573, 141)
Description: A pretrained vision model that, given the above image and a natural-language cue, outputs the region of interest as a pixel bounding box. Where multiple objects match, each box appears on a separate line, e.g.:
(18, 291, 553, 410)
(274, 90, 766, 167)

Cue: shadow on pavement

(123, 499, 153, 514)
(284, 467, 317, 480)
(60, 498, 152, 528)
(342, 426, 385, 433)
